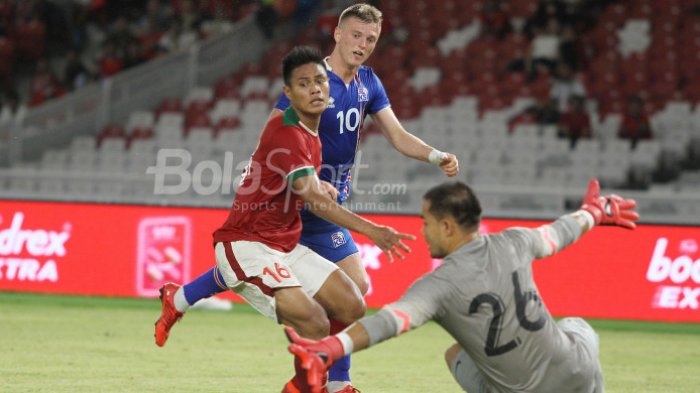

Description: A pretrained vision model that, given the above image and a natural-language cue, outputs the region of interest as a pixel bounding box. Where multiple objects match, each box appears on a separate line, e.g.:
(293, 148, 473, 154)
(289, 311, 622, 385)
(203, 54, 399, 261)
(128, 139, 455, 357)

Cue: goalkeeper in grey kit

(284, 179, 639, 393)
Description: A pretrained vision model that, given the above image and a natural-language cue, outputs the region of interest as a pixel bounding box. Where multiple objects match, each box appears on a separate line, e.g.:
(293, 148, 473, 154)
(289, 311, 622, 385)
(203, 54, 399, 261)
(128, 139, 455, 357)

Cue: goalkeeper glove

(580, 179, 640, 229)
(285, 327, 344, 393)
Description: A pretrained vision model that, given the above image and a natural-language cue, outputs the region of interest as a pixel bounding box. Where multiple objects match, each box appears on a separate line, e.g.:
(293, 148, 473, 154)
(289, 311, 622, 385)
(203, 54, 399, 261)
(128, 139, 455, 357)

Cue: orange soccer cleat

(154, 282, 184, 347)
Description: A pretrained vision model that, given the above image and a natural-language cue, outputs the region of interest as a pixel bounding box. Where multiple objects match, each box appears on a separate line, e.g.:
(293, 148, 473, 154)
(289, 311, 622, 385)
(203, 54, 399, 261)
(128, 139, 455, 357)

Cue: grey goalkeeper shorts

(448, 318, 605, 393)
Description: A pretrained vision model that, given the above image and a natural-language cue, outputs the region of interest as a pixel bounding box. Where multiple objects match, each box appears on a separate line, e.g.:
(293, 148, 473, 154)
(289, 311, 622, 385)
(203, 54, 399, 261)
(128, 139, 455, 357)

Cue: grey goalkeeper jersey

(370, 215, 601, 392)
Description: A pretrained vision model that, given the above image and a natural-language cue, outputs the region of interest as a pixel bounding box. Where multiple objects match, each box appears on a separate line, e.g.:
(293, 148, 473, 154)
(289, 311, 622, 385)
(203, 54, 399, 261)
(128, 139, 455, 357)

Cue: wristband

(428, 149, 447, 165)
(578, 210, 596, 229)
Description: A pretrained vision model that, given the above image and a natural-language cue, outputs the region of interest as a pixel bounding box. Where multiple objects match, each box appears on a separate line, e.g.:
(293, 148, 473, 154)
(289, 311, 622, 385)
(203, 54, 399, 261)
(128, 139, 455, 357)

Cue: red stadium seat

(214, 116, 241, 137)
(600, 4, 627, 27)
(499, 32, 530, 57)
(392, 86, 420, 119)
(186, 100, 212, 116)
(409, 47, 440, 69)
(621, 54, 648, 75)
(99, 125, 126, 138)
(629, 3, 653, 18)
(682, 82, 700, 104)
(97, 125, 127, 148)
(215, 82, 241, 100)
(478, 95, 508, 115)
(156, 98, 183, 117)
(529, 75, 551, 99)
(235, 62, 264, 82)
(127, 127, 154, 148)
(185, 112, 211, 135)
(622, 72, 649, 96)
(422, 85, 452, 107)
(393, 102, 421, 120)
(501, 73, 526, 95)
(516, 85, 535, 99)
(185, 101, 212, 134)
(508, 0, 538, 19)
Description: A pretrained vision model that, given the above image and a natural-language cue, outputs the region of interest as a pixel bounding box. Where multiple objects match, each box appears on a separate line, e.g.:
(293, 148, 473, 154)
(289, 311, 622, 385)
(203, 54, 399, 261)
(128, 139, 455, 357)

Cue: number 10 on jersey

(337, 108, 361, 134)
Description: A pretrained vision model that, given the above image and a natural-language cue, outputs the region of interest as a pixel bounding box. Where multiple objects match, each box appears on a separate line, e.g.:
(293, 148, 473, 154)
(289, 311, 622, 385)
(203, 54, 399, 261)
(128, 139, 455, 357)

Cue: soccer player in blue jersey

(154, 4, 459, 392)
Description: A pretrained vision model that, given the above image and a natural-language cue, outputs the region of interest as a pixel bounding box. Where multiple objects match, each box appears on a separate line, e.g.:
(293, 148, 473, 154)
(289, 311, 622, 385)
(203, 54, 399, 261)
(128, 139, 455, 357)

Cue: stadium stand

(1, 0, 699, 225)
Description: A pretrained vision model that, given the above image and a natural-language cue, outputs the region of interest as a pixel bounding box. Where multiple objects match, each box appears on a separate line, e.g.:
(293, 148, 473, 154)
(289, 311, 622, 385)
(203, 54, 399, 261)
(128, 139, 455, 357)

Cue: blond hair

(339, 3, 383, 26)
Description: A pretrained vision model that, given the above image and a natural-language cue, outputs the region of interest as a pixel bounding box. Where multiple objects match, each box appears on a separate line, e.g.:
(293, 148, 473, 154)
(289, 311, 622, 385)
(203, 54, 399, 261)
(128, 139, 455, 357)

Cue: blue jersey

(275, 63, 390, 234)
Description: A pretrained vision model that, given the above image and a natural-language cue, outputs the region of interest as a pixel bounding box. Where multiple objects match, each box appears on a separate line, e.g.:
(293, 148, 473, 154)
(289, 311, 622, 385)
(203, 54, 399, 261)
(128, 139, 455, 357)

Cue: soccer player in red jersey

(162, 46, 414, 393)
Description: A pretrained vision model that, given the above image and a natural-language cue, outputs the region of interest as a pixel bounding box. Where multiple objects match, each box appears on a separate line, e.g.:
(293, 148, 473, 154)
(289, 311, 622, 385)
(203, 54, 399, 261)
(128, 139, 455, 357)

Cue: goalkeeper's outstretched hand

(287, 344, 327, 393)
(285, 327, 344, 393)
(580, 179, 640, 229)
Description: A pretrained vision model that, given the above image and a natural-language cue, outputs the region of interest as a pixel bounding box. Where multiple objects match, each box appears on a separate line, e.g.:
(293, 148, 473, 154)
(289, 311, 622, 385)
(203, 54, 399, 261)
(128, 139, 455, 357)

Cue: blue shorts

(299, 226, 359, 264)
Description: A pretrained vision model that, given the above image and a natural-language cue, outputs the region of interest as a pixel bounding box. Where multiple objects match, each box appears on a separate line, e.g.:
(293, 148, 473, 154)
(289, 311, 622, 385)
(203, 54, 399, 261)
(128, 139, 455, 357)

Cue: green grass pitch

(1, 292, 699, 392)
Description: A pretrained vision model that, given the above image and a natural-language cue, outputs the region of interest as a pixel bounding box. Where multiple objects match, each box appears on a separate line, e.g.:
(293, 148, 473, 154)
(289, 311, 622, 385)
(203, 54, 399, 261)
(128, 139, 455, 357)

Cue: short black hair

(282, 46, 325, 87)
(423, 182, 482, 230)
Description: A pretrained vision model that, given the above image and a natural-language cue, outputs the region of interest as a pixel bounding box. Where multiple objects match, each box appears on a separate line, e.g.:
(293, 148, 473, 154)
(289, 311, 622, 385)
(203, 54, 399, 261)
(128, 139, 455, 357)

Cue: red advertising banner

(0, 200, 698, 323)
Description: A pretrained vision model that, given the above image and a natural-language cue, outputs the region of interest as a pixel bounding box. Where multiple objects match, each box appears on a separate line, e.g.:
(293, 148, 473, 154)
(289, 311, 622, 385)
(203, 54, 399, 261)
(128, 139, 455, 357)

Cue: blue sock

(182, 266, 227, 305)
(328, 354, 351, 383)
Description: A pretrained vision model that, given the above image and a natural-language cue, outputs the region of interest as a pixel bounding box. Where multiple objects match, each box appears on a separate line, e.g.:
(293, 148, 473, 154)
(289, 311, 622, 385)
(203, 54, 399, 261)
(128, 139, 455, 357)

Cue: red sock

(329, 319, 348, 335)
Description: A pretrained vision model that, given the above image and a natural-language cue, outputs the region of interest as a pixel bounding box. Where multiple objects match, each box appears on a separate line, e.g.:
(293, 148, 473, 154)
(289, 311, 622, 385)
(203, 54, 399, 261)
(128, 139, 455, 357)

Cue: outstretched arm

(530, 179, 639, 258)
(372, 108, 459, 177)
(292, 174, 415, 262)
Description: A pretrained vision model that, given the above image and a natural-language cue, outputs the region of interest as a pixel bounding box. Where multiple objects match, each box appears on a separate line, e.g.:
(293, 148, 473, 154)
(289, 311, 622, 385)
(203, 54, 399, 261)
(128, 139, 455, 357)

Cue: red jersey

(213, 108, 322, 252)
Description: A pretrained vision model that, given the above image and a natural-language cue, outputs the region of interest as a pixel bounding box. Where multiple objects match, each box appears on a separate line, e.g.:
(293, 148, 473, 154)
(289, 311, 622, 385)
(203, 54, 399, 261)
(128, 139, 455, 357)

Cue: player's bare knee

(276, 288, 330, 338)
(335, 295, 366, 324)
(348, 295, 367, 321)
(344, 274, 367, 320)
(337, 255, 369, 295)
(300, 315, 330, 339)
(445, 343, 462, 368)
(290, 304, 330, 339)
(353, 275, 370, 296)
(345, 266, 370, 296)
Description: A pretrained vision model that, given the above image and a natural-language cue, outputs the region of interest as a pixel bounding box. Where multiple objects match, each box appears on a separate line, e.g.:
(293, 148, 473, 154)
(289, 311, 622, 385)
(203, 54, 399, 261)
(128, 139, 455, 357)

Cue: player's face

(421, 200, 448, 259)
(284, 63, 330, 116)
(334, 17, 380, 67)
